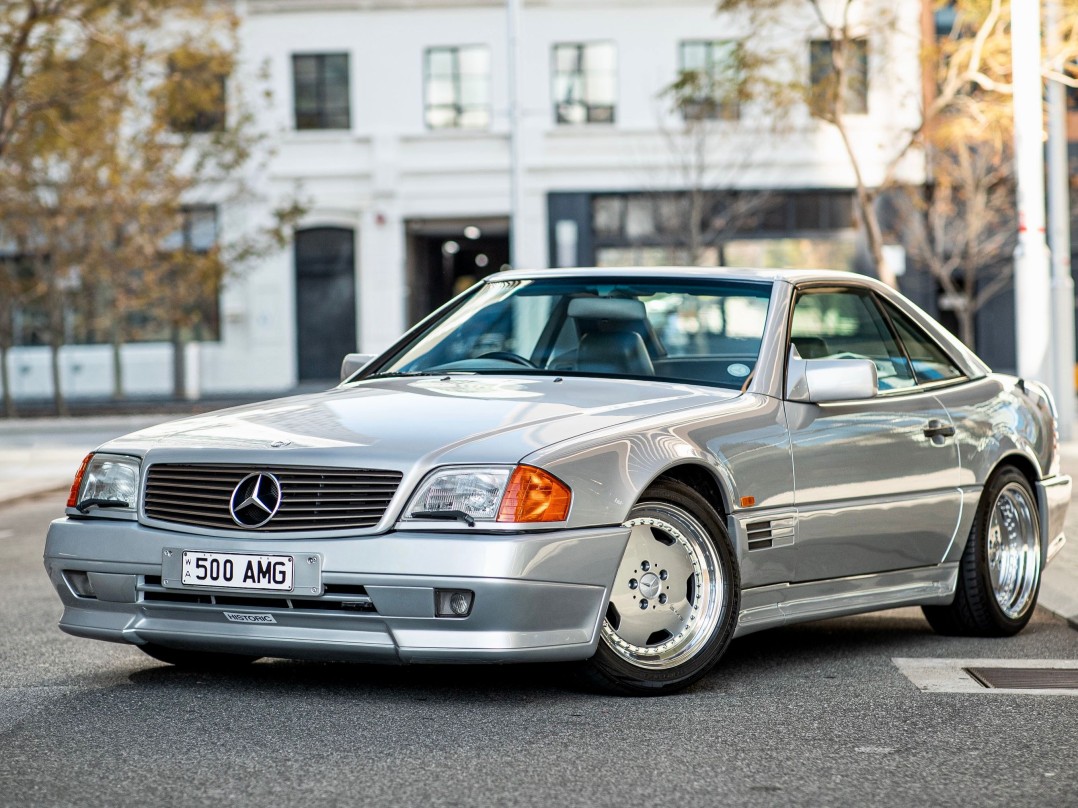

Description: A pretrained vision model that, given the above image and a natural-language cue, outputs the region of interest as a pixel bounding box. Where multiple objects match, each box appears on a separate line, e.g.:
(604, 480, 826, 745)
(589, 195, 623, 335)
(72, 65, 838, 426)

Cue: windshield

(370, 276, 773, 390)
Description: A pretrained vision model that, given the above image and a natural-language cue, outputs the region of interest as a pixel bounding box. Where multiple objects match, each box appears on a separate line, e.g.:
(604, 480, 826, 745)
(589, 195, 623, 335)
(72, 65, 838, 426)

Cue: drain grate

(964, 667, 1078, 690)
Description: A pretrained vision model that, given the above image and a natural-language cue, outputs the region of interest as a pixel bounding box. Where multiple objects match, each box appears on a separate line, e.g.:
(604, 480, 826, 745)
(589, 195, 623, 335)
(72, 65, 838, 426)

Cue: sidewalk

(0, 415, 169, 505)
(2, 413, 1076, 627)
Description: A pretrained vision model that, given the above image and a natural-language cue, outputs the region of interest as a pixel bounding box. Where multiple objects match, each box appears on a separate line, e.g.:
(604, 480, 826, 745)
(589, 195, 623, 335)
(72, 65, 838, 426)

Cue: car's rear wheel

(139, 643, 261, 669)
(581, 479, 739, 695)
(923, 467, 1042, 636)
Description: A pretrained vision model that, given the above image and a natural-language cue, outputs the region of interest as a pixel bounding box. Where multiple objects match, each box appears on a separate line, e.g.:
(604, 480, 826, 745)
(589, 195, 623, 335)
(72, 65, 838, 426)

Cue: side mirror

(787, 354, 878, 403)
(340, 353, 376, 382)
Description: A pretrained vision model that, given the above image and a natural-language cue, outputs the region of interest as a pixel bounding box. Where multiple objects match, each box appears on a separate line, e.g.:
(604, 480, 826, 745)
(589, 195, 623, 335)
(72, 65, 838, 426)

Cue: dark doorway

(405, 218, 510, 326)
(295, 227, 357, 382)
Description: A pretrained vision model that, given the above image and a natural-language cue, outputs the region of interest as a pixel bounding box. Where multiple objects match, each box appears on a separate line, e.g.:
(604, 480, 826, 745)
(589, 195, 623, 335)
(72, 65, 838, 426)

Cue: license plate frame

(180, 551, 295, 592)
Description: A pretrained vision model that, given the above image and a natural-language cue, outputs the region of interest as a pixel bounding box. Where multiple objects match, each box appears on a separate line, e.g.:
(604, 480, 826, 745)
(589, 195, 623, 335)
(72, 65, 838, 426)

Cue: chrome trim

(986, 481, 1040, 619)
(142, 463, 403, 533)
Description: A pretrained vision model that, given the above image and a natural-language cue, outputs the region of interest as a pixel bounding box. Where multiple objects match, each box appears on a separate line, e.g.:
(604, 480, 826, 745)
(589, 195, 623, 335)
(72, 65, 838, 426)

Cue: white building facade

(5, 0, 926, 400)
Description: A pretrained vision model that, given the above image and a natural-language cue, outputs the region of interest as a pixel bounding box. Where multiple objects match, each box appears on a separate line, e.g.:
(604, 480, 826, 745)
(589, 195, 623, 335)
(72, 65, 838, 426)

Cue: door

(785, 287, 963, 581)
(295, 227, 357, 382)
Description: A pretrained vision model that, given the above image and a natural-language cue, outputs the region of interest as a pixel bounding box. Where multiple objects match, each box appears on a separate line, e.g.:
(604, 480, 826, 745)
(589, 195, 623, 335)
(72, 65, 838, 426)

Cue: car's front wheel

(581, 479, 739, 695)
(923, 466, 1042, 636)
(139, 643, 261, 669)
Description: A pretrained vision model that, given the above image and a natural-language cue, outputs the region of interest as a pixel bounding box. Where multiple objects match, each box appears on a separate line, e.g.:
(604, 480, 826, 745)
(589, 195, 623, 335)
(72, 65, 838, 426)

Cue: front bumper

(44, 517, 630, 664)
(1037, 473, 1071, 567)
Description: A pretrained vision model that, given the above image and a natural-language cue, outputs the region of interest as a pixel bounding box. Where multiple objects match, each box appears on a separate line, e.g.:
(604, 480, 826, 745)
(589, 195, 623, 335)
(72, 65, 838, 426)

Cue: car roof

(490, 266, 882, 287)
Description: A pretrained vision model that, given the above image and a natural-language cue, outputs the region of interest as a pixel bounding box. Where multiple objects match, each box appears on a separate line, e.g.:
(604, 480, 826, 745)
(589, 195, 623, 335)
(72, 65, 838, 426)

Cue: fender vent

(746, 520, 774, 550)
(745, 516, 796, 551)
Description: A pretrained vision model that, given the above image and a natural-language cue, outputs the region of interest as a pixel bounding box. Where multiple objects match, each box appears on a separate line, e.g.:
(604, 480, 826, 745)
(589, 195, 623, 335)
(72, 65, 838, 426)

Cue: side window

(880, 300, 965, 385)
(790, 289, 915, 391)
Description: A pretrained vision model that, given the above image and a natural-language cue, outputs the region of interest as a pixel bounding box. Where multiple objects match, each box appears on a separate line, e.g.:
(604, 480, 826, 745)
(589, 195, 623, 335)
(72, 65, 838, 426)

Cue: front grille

(143, 464, 402, 532)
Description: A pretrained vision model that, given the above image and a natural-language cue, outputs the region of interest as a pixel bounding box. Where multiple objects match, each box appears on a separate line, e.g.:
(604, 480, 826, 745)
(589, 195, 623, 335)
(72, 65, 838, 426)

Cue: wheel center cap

(639, 572, 661, 599)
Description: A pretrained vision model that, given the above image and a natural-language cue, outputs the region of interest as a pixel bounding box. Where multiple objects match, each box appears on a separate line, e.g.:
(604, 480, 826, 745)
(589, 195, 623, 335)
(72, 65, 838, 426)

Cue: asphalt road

(2, 493, 1076, 808)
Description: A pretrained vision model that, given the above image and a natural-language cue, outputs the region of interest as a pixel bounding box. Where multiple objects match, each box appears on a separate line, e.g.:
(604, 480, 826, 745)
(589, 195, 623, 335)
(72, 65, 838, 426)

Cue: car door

(784, 286, 963, 582)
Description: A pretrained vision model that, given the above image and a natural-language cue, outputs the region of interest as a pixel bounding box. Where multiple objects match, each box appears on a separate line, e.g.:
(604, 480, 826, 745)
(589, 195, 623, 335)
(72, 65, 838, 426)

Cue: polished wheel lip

(987, 481, 1040, 620)
(601, 503, 724, 670)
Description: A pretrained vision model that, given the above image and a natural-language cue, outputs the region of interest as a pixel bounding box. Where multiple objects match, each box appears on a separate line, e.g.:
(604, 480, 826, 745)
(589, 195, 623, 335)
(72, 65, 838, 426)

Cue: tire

(580, 479, 739, 696)
(139, 643, 261, 669)
(923, 467, 1042, 637)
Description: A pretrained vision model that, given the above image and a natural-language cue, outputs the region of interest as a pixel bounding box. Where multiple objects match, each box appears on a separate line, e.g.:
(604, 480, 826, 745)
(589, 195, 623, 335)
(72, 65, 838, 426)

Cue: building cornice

(248, 0, 715, 14)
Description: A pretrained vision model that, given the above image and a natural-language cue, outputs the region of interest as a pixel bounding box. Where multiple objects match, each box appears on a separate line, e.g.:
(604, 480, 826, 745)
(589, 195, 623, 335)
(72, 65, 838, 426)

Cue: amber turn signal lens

(497, 465, 571, 523)
(67, 454, 93, 508)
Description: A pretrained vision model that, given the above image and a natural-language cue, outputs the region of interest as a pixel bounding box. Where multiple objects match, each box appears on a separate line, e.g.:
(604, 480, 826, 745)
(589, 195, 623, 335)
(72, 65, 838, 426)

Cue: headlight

(403, 465, 571, 525)
(67, 453, 141, 515)
(405, 467, 511, 522)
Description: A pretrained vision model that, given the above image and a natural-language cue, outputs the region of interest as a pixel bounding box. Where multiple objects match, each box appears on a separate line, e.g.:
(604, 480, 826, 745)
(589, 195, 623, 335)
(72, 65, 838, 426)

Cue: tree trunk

(50, 339, 67, 417)
(854, 186, 898, 289)
(48, 283, 68, 417)
(171, 323, 186, 400)
(830, 115, 898, 290)
(957, 305, 976, 349)
(0, 343, 13, 418)
(689, 186, 704, 265)
(111, 323, 124, 401)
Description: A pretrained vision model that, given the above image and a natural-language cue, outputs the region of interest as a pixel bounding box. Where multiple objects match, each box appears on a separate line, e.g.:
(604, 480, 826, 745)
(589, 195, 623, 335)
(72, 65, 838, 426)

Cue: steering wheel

(476, 351, 537, 368)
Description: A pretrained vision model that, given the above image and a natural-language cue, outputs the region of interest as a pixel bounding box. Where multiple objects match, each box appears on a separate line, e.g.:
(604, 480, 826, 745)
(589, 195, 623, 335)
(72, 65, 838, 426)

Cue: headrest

(567, 297, 647, 322)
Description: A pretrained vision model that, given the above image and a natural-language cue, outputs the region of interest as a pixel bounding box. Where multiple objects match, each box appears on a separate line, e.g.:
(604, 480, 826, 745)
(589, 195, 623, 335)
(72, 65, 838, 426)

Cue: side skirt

(733, 564, 959, 638)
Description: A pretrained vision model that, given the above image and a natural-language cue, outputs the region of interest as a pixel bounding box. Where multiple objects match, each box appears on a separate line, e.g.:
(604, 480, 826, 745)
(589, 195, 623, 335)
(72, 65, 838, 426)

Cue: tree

(711, 0, 1078, 360)
(894, 0, 1078, 349)
(654, 49, 782, 266)
(893, 1, 1017, 348)
(713, 0, 1055, 291)
(0, 1, 305, 414)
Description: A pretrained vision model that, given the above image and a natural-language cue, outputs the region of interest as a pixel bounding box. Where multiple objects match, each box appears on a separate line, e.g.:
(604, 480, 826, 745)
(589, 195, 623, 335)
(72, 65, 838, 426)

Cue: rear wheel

(581, 479, 739, 695)
(139, 643, 261, 669)
(923, 467, 1041, 636)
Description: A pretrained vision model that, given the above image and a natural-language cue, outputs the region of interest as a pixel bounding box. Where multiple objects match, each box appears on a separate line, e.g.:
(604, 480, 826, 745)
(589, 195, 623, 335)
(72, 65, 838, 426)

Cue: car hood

(104, 375, 738, 471)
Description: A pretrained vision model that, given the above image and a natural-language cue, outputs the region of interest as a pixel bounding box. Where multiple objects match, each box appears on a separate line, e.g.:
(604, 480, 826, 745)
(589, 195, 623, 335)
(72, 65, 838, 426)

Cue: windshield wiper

(367, 371, 444, 379)
(74, 498, 129, 514)
(410, 509, 476, 527)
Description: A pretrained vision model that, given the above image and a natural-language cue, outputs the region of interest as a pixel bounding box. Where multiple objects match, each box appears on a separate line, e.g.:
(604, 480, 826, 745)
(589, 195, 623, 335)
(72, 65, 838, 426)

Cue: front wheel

(923, 467, 1042, 636)
(581, 480, 739, 695)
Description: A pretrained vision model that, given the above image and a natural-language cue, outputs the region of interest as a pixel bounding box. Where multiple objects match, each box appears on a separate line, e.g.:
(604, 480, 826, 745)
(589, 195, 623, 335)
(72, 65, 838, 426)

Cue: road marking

(893, 657, 1078, 696)
(0, 530, 13, 539)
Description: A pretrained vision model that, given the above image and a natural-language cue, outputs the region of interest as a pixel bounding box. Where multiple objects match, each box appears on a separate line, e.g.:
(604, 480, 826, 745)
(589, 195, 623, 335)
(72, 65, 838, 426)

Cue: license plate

(181, 551, 294, 591)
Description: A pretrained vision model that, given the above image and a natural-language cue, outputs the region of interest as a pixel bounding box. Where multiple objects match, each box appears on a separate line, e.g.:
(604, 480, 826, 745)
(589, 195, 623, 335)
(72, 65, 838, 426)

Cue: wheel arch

(644, 461, 731, 521)
(990, 452, 1041, 492)
(989, 452, 1054, 565)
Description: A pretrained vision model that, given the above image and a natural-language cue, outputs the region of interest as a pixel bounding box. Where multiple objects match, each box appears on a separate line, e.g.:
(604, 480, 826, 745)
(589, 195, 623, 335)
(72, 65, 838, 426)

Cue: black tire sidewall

(968, 468, 1042, 633)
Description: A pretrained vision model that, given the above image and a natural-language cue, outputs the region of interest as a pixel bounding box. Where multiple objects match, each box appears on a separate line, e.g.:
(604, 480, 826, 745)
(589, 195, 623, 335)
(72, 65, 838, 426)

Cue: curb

(0, 484, 69, 509)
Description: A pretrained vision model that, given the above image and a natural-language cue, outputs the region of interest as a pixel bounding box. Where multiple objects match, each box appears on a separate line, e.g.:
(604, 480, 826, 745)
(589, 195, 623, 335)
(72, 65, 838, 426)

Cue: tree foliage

(0, 0, 304, 415)
(716, 0, 1078, 351)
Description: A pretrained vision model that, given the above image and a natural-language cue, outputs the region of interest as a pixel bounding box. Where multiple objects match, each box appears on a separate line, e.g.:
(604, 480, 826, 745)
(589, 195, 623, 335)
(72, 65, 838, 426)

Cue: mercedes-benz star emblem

(229, 472, 283, 528)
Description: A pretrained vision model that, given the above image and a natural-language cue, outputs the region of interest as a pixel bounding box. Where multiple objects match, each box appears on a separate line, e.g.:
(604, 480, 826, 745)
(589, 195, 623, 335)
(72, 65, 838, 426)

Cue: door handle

(923, 420, 956, 441)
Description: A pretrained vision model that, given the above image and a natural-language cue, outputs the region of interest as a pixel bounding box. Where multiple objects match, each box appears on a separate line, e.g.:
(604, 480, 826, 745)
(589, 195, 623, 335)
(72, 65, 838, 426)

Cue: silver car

(44, 268, 1071, 695)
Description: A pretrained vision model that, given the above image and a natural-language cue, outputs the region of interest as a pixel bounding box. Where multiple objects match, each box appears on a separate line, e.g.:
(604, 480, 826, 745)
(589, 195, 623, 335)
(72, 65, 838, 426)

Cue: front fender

(523, 394, 793, 529)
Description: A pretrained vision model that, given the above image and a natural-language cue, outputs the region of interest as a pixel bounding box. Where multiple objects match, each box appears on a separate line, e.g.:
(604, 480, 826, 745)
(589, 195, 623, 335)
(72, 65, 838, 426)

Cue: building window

(161, 207, 218, 254)
(677, 41, 741, 120)
(292, 53, 351, 130)
(165, 50, 228, 133)
(552, 42, 617, 125)
(809, 39, 868, 116)
(424, 46, 491, 129)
